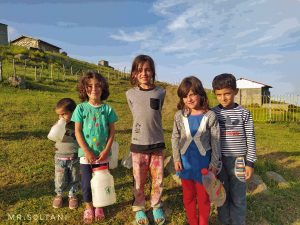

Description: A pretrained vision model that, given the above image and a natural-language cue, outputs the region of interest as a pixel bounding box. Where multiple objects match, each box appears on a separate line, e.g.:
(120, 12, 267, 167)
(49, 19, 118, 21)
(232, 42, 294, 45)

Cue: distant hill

(0, 45, 126, 82)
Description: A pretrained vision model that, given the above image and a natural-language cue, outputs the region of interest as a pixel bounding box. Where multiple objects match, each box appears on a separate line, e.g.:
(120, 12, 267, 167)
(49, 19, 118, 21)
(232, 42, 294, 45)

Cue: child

(126, 55, 166, 225)
(211, 73, 257, 225)
(51, 98, 80, 210)
(171, 76, 221, 225)
(71, 72, 118, 224)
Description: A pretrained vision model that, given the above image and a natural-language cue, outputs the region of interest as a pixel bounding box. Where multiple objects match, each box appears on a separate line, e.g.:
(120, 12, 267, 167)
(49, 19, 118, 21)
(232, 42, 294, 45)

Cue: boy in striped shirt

(212, 73, 256, 225)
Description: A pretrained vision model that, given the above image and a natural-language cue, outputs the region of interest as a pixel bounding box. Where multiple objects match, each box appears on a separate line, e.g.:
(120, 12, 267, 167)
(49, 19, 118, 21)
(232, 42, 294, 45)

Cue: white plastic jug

(91, 166, 116, 207)
(47, 118, 66, 142)
(109, 141, 119, 169)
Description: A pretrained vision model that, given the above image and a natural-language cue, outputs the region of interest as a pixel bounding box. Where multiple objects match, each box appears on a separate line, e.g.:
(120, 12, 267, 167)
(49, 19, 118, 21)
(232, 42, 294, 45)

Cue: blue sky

(1, 0, 300, 95)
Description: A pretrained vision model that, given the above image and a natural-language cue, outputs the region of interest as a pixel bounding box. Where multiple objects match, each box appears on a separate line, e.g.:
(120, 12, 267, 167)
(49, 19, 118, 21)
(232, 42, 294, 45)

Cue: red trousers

(181, 179, 210, 225)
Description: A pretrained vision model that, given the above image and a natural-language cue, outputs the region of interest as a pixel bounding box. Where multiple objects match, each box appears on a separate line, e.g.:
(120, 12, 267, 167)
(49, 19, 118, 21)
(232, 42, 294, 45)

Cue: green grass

(0, 45, 128, 83)
(0, 77, 300, 224)
(0, 81, 300, 225)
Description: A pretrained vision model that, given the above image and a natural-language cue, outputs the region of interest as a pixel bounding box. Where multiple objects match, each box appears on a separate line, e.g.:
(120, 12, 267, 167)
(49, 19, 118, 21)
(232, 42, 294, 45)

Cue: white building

(236, 78, 272, 106)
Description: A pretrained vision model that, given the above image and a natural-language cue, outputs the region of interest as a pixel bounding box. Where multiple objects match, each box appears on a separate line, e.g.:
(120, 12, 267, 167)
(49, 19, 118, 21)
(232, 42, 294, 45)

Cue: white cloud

(260, 18, 300, 41)
(167, 5, 203, 31)
(247, 0, 266, 6)
(153, 0, 188, 15)
(238, 18, 300, 49)
(160, 38, 188, 53)
(110, 29, 152, 42)
(161, 37, 204, 53)
(253, 54, 283, 65)
(106, 0, 300, 94)
(234, 28, 258, 39)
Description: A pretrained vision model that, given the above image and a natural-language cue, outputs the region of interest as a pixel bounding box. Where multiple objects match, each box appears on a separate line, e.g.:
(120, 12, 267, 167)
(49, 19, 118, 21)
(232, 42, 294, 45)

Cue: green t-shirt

(71, 102, 118, 157)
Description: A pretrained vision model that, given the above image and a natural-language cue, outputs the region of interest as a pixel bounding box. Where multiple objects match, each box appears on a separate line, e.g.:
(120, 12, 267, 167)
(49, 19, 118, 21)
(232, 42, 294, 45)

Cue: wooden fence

(0, 58, 129, 82)
(210, 94, 300, 122)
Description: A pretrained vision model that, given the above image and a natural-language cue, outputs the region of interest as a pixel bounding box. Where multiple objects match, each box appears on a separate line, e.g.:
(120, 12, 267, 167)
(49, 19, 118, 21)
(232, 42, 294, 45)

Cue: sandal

(135, 210, 149, 225)
(83, 208, 94, 224)
(95, 207, 105, 221)
(153, 208, 165, 225)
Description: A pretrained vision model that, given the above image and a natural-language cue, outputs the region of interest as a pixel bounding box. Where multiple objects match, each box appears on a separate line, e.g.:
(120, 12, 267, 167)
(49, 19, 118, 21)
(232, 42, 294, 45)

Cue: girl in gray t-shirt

(126, 55, 166, 225)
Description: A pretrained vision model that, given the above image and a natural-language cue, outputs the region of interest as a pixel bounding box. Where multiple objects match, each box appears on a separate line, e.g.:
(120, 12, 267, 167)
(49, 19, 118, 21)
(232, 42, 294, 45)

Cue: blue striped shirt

(212, 104, 257, 167)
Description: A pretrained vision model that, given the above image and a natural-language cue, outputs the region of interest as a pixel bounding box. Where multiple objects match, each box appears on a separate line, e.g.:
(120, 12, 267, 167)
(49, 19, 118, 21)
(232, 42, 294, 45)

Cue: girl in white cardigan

(171, 76, 221, 225)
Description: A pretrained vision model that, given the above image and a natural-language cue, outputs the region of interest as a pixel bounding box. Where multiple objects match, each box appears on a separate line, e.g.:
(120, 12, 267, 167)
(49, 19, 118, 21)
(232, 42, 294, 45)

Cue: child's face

(86, 78, 102, 102)
(134, 61, 153, 87)
(183, 90, 201, 111)
(214, 88, 238, 109)
(55, 107, 72, 123)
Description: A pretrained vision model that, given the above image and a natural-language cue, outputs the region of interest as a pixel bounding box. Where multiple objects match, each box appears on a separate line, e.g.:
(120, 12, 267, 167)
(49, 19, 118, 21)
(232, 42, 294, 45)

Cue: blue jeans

(217, 156, 246, 225)
(54, 157, 80, 197)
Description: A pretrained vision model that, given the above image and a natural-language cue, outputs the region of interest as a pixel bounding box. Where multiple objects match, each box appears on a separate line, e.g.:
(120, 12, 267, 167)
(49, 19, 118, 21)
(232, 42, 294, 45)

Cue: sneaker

(53, 195, 63, 208)
(69, 196, 78, 209)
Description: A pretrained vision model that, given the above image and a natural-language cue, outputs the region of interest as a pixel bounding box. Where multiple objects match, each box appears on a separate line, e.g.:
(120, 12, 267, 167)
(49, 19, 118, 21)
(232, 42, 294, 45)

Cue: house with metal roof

(11, 35, 61, 53)
(236, 77, 272, 106)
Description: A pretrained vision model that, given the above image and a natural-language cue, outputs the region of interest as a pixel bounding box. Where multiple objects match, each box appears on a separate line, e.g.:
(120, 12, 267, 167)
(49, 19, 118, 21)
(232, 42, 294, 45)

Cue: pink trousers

(131, 151, 164, 212)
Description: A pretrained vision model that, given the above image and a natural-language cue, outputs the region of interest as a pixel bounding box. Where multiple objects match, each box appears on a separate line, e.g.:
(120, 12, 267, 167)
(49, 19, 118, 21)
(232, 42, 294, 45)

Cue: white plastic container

(109, 141, 119, 169)
(91, 166, 116, 207)
(47, 118, 66, 142)
(201, 168, 226, 207)
(121, 151, 132, 169)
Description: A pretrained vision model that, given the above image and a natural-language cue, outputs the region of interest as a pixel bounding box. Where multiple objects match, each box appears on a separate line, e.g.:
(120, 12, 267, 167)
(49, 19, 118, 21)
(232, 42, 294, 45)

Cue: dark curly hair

(177, 76, 209, 112)
(130, 55, 156, 86)
(77, 71, 109, 102)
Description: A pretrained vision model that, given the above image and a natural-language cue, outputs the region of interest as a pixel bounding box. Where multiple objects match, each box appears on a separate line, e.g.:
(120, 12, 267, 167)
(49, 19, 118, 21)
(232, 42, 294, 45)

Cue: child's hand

(245, 166, 254, 180)
(98, 149, 109, 161)
(85, 150, 97, 163)
(174, 161, 183, 171)
(209, 165, 217, 175)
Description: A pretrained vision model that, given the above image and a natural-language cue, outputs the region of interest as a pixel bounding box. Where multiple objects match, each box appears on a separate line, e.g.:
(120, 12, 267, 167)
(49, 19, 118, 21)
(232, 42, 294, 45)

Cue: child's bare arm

(74, 122, 96, 163)
(98, 123, 115, 161)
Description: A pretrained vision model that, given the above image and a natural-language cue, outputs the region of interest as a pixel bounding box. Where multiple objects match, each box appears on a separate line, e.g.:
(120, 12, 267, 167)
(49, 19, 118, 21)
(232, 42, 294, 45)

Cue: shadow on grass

(0, 180, 54, 206)
(246, 182, 300, 225)
(0, 130, 48, 141)
(259, 151, 300, 179)
(106, 99, 127, 104)
(25, 80, 69, 93)
(261, 150, 300, 158)
(115, 129, 132, 134)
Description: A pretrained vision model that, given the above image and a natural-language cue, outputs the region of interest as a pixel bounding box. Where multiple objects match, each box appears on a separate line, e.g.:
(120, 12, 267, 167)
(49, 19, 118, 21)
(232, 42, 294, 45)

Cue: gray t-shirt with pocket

(126, 86, 166, 153)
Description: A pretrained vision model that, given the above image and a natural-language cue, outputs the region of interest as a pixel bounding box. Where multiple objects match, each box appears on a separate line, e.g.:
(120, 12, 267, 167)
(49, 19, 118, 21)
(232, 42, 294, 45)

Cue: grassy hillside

(0, 45, 126, 83)
(0, 49, 299, 224)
